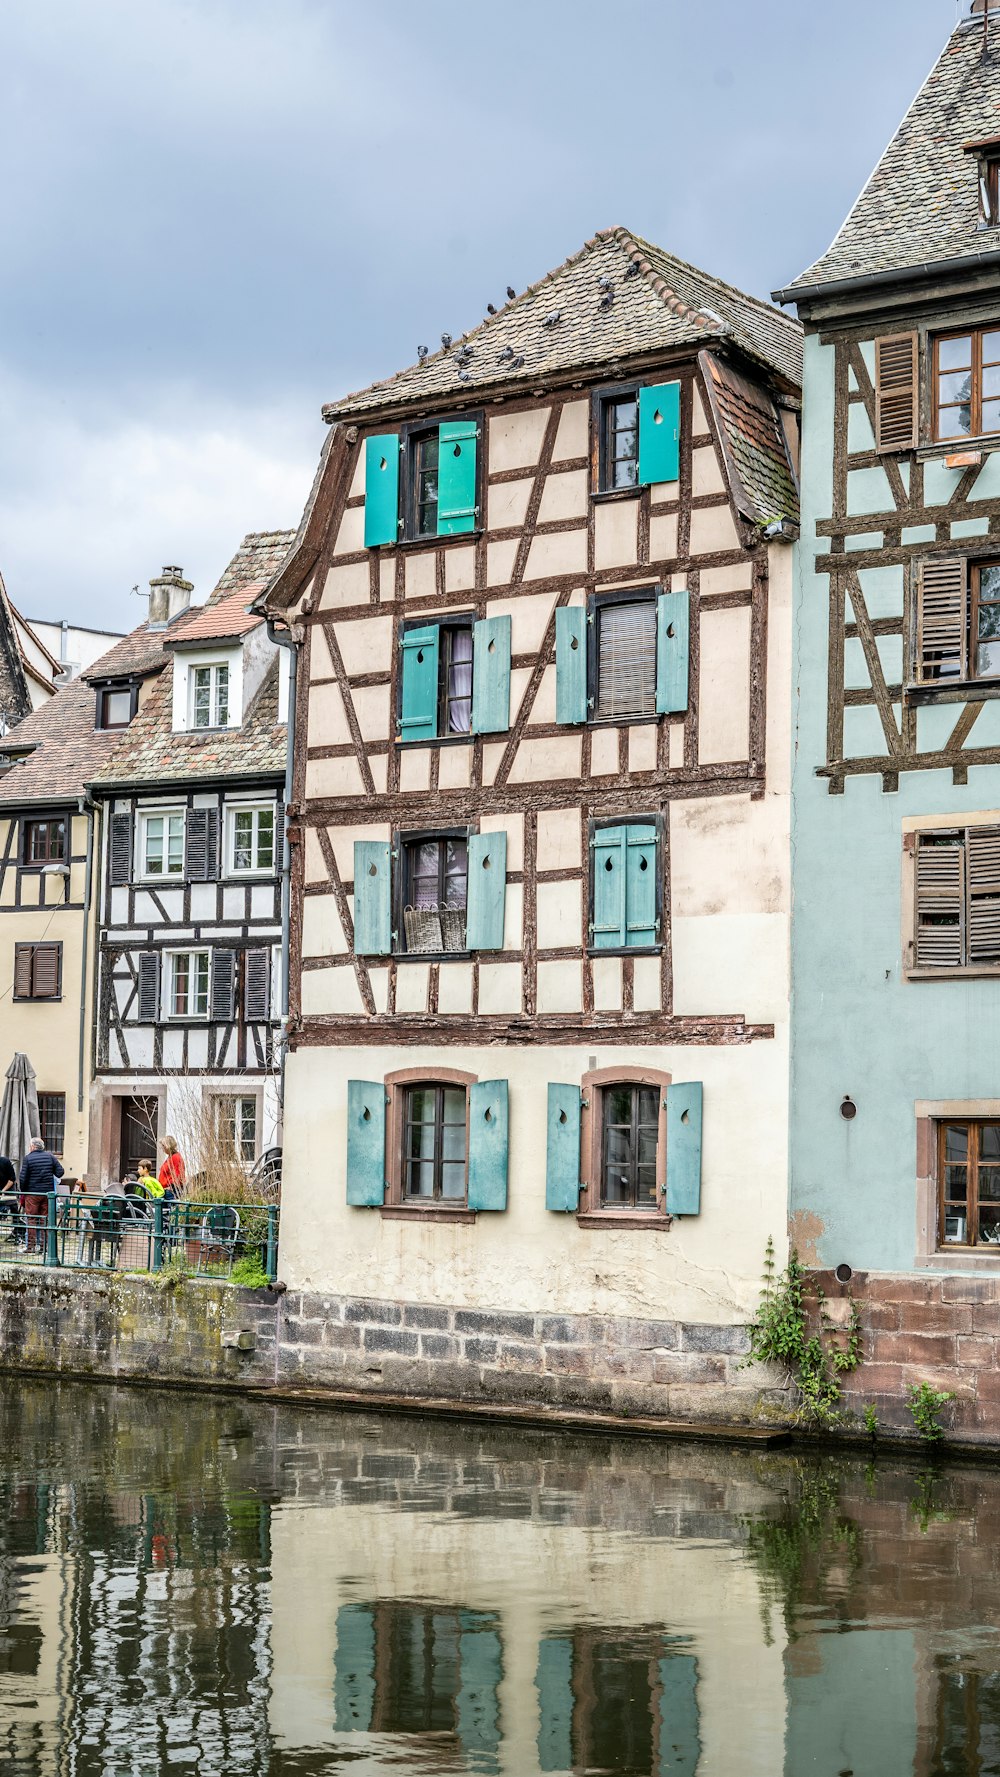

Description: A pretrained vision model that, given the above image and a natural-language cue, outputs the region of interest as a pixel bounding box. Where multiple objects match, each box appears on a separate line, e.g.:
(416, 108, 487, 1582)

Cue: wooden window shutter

(353, 840, 392, 956)
(914, 834, 964, 967)
(966, 826, 1000, 966)
(109, 811, 133, 886)
(184, 808, 218, 881)
(346, 1080, 386, 1206)
(656, 589, 690, 715)
(555, 606, 588, 725)
(466, 831, 506, 952)
(13, 945, 33, 999)
(398, 624, 440, 743)
(917, 557, 967, 683)
(637, 381, 681, 485)
(624, 824, 658, 947)
(333, 1605, 377, 1731)
(471, 614, 511, 734)
(591, 826, 627, 949)
(210, 949, 236, 1021)
(467, 1079, 508, 1211)
(32, 944, 62, 1000)
(665, 1081, 703, 1215)
(437, 419, 478, 535)
(363, 433, 400, 548)
(596, 601, 656, 719)
(137, 952, 161, 1021)
(243, 947, 271, 1020)
(874, 333, 918, 453)
(545, 1084, 582, 1212)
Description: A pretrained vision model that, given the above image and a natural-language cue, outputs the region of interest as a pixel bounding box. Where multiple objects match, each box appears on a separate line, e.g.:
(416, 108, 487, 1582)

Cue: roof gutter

(773, 244, 1000, 307)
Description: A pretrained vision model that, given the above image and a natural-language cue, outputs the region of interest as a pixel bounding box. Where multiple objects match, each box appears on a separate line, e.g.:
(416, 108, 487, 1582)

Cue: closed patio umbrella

(0, 1053, 40, 1172)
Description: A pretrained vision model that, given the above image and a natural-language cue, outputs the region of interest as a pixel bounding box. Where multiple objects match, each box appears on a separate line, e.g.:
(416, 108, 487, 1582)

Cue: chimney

(147, 566, 193, 628)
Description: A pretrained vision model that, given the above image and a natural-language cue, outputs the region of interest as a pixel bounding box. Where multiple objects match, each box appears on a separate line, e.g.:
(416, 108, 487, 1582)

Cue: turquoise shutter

(399, 623, 440, 742)
(456, 1621, 502, 1762)
(437, 418, 478, 535)
(638, 381, 681, 485)
(625, 823, 658, 947)
(555, 605, 588, 725)
(333, 1605, 376, 1730)
(466, 831, 507, 952)
(536, 1637, 574, 1771)
(346, 1080, 386, 1206)
(471, 615, 511, 734)
(656, 589, 690, 715)
(657, 1654, 701, 1777)
(666, 1081, 703, 1216)
(468, 1079, 508, 1211)
(353, 840, 391, 956)
(591, 825, 626, 949)
(546, 1083, 582, 1211)
(363, 433, 400, 547)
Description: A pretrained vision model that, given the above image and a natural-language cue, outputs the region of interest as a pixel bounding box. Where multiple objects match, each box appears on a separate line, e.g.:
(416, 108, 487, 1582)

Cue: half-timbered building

(259, 227, 801, 1420)
(87, 536, 292, 1183)
(774, 2, 1000, 1436)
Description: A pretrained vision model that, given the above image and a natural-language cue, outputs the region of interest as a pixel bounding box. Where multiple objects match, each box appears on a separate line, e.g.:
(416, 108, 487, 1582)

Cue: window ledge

(586, 946, 662, 960)
(916, 435, 1000, 463)
(588, 713, 661, 730)
(395, 735, 473, 750)
(576, 1211, 672, 1230)
(905, 679, 1000, 707)
(591, 487, 641, 504)
(394, 951, 471, 964)
(916, 1251, 1000, 1269)
(380, 1205, 476, 1224)
(386, 531, 483, 553)
(906, 966, 1000, 981)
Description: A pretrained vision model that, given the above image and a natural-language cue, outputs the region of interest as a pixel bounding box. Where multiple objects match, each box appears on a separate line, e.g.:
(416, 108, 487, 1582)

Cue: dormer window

(191, 662, 229, 729)
(97, 684, 138, 730)
(982, 157, 1000, 227)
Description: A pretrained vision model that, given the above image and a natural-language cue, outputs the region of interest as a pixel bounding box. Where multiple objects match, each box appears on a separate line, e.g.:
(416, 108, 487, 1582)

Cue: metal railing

(0, 1193, 279, 1283)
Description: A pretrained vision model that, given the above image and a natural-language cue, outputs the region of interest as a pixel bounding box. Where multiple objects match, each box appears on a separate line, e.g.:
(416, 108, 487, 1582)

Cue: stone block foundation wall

(809, 1268, 1000, 1444)
(0, 1268, 795, 1429)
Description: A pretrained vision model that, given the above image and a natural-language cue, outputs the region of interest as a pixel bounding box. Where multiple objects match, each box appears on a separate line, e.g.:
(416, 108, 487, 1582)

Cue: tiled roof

(214, 530, 296, 592)
(89, 657, 286, 790)
(165, 587, 266, 649)
(700, 351, 799, 529)
(0, 654, 163, 807)
(83, 623, 177, 685)
(779, 19, 1000, 295)
(324, 227, 802, 421)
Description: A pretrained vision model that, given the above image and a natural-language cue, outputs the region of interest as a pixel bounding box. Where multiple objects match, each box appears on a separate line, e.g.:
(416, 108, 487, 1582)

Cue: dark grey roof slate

(700, 352, 799, 529)
(324, 227, 802, 420)
(780, 19, 1000, 295)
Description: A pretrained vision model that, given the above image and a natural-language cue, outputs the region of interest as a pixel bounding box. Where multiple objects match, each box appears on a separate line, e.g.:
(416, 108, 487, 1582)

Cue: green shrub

(231, 1256, 270, 1290)
(744, 1239, 862, 1428)
(907, 1381, 954, 1443)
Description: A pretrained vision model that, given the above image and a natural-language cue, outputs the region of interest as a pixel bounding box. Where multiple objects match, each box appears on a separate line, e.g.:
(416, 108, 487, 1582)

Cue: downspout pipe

(266, 617, 298, 1032)
(77, 793, 99, 1117)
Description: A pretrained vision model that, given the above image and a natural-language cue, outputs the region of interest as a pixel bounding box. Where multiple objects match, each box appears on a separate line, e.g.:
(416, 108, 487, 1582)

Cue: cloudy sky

(1, 0, 955, 632)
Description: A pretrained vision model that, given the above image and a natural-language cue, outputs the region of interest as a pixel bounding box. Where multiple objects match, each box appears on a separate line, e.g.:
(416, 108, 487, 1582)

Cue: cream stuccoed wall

(267, 1488, 788, 1775)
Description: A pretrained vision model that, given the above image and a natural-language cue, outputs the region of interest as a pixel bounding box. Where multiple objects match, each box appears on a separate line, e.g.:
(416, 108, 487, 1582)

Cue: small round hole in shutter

(681, 1109, 689, 1124)
(667, 623, 675, 638)
(453, 444, 462, 456)
(362, 1106, 371, 1122)
(416, 648, 425, 663)
(379, 456, 387, 471)
(481, 854, 491, 870)
(368, 863, 378, 877)
(488, 638, 496, 653)
(570, 636, 579, 652)
(639, 856, 648, 871)
(653, 408, 663, 425)
(605, 858, 613, 872)
(558, 1109, 567, 1124)
(484, 1107, 492, 1123)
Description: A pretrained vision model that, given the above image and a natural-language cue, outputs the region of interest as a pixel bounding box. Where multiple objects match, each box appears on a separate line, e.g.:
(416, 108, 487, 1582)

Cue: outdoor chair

(81, 1197, 123, 1268)
(193, 1205, 240, 1276)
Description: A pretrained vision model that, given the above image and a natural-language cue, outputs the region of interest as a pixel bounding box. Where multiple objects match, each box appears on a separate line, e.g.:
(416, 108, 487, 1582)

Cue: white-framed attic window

(191, 662, 229, 729)
(171, 646, 243, 734)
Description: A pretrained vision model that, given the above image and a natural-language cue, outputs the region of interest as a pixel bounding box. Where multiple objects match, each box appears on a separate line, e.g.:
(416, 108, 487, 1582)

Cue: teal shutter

(466, 831, 507, 951)
(353, 840, 391, 956)
(536, 1637, 574, 1771)
(657, 1654, 701, 1777)
(456, 1622, 502, 1763)
(333, 1605, 376, 1730)
(666, 1082, 703, 1216)
(656, 589, 690, 715)
(363, 433, 400, 547)
(638, 381, 681, 486)
(625, 823, 658, 947)
(346, 1081, 386, 1206)
(591, 826, 626, 949)
(468, 1079, 508, 1212)
(399, 624, 440, 742)
(471, 615, 511, 734)
(555, 605, 588, 724)
(437, 418, 478, 535)
(546, 1083, 582, 1211)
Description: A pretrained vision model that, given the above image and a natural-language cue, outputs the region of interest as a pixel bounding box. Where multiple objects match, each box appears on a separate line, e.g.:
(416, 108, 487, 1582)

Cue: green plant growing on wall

(907, 1381, 954, 1444)
(862, 1403, 878, 1442)
(231, 1256, 269, 1290)
(744, 1239, 862, 1428)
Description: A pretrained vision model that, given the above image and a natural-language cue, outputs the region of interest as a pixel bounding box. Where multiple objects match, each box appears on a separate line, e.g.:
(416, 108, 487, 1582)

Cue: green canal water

(0, 1380, 998, 1775)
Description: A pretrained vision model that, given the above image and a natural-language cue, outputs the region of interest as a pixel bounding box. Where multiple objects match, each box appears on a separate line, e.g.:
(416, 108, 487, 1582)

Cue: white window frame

(164, 949, 210, 1020)
(227, 802, 277, 876)
(215, 1094, 258, 1165)
(138, 808, 186, 880)
(189, 661, 230, 730)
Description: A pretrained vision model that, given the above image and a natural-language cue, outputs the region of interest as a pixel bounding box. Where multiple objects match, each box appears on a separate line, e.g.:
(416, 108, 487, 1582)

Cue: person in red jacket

(158, 1136, 186, 1200)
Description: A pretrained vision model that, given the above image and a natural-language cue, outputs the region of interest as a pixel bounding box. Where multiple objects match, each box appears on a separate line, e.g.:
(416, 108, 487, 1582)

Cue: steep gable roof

(324, 227, 802, 421)
(778, 18, 1000, 297)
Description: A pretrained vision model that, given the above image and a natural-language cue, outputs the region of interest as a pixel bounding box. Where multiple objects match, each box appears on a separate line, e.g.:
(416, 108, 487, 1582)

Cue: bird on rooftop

(417, 345, 429, 363)
(598, 276, 613, 292)
(599, 292, 614, 311)
(441, 332, 452, 349)
(512, 355, 525, 369)
(497, 345, 514, 362)
(487, 303, 497, 315)
(624, 260, 639, 278)
(542, 311, 561, 328)
(506, 286, 516, 299)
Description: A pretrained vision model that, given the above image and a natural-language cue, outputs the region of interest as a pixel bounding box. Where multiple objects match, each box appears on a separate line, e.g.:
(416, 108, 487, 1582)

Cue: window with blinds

(913, 827, 1000, 970)
(595, 598, 657, 720)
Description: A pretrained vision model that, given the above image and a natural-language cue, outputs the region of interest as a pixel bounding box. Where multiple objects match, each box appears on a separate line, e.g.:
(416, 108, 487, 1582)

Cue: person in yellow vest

(136, 1160, 164, 1200)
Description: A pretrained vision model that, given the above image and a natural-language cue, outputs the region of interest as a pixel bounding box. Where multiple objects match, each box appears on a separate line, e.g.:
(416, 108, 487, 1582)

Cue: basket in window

(440, 905, 467, 952)
(404, 906, 443, 952)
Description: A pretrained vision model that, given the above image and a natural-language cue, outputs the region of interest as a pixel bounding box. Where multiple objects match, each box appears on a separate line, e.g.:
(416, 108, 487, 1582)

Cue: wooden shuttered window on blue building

(364, 419, 480, 545)
(556, 591, 689, 724)
(399, 617, 510, 742)
(590, 823, 658, 950)
(637, 380, 681, 485)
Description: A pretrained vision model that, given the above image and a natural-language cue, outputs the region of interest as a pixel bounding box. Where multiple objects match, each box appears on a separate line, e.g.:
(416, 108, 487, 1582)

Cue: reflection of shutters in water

(535, 1628, 700, 1777)
(332, 1600, 501, 1760)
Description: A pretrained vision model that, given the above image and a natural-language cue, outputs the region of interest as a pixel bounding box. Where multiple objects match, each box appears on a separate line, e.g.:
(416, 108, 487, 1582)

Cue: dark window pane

(637, 1087, 658, 1124)
(979, 1207, 1000, 1244)
(978, 1166, 1000, 1201)
(981, 1125, 1000, 1161)
(945, 1165, 969, 1193)
(605, 1088, 633, 1124)
(945, 1126, 969, 1161)
(635, 1168, 657, 1207)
